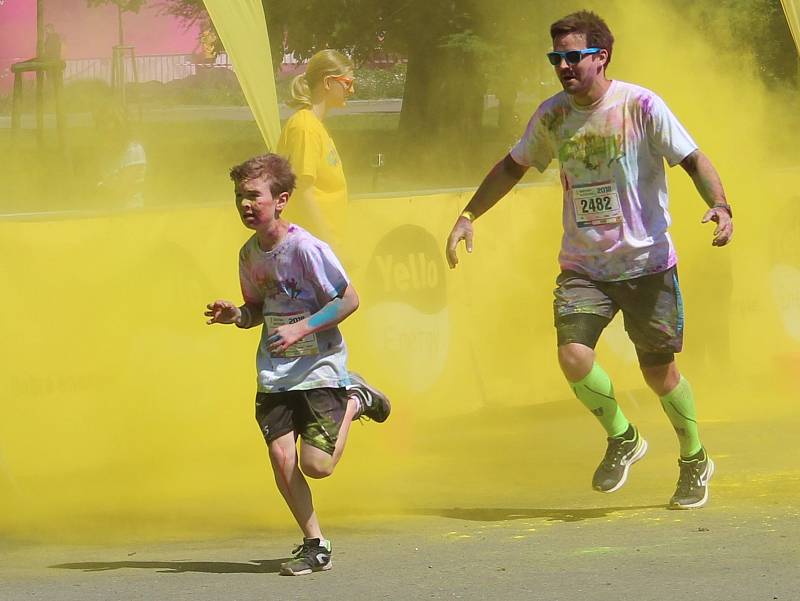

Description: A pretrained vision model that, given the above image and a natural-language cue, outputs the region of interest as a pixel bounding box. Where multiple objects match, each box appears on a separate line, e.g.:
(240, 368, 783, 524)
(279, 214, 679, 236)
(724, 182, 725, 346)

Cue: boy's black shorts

(255, 387, 349, 456)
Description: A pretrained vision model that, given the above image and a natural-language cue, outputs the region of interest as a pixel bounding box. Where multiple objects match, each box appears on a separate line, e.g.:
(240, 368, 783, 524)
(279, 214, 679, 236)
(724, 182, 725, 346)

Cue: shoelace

(676, 460, 703, 491)
(291, 542, 312, 558)
(601, 437, 628, 470)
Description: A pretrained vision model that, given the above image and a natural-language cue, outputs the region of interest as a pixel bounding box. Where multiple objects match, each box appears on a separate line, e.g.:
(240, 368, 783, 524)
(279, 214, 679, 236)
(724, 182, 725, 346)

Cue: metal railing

(62, 53, 233, 85)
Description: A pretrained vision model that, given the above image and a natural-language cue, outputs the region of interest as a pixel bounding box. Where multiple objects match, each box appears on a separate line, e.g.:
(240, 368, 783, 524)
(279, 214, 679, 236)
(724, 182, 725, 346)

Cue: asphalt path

(3, 403, 798, 601)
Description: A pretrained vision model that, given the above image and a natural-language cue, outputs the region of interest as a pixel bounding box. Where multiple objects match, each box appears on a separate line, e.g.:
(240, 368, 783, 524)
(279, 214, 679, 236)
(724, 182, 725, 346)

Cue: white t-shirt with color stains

(510, 80, 698, 281)
(239, 224, 350, 392)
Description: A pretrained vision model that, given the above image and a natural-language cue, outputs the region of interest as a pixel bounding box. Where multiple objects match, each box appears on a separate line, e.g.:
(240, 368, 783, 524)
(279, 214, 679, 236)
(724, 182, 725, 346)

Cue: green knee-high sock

(570, 362, 629, 437)
(659, 376, 702, 458)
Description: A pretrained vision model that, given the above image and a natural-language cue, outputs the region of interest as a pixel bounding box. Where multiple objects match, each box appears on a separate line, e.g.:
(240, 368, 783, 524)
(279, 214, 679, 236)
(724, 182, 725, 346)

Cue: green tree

(86, 0, 147, 45)
(671, 0, 797, 86)
(159, 0, 552, 154)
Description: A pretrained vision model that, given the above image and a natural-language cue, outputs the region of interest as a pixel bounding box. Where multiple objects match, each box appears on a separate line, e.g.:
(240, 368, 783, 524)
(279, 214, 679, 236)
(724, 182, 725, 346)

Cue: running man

(445, 11, 733, 509)
(206, 154, 390, 575)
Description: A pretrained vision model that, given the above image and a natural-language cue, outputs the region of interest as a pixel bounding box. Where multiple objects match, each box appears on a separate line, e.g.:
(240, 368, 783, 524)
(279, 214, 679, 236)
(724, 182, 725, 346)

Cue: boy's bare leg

(300, 396, 358, 478)
(268, 431, 322, 539)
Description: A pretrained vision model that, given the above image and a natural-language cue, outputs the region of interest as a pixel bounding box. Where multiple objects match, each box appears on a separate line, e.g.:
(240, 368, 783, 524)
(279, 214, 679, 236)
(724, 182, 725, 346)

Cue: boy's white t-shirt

(239, 224, 351, 392)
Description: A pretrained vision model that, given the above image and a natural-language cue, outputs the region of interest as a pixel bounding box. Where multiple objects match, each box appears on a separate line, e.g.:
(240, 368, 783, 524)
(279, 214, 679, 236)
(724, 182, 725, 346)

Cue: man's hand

(444, 154, 526, 269)
(205, 300, 242, 325)
(701, 206, 733, 247)
(266, 321, 310, 355)
(446, 216, 474, 269)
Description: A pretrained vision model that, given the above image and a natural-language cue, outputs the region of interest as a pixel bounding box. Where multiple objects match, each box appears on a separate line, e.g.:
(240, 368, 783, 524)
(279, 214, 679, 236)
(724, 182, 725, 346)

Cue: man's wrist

(712, 203, 733, 218)
(460, 209, 476, 222)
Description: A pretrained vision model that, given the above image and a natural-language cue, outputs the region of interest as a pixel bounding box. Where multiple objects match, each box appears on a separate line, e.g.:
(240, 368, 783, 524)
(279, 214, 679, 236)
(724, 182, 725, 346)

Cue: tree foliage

(159, 0, 552, 153)
(671, 0, 797, 86)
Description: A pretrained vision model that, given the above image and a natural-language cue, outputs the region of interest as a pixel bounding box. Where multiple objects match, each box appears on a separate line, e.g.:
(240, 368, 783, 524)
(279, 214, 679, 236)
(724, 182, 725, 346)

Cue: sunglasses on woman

(329, 75, 355, 93)
(546, 47, 602, 66)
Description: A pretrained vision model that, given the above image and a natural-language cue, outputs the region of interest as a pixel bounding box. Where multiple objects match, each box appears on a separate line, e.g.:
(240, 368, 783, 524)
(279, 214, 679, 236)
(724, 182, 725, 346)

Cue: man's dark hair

(229, 153, 297, 197)
(550, 11, 614, 68)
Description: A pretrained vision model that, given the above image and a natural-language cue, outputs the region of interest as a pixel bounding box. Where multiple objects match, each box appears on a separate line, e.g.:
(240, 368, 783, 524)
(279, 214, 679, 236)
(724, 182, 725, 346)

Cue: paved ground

(3, 501, 797, 601)
(3, 401, 798, 601)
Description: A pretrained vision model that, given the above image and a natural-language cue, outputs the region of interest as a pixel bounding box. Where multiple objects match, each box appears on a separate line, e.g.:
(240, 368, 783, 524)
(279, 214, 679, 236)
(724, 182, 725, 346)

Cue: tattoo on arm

(681, 151, 728, 209)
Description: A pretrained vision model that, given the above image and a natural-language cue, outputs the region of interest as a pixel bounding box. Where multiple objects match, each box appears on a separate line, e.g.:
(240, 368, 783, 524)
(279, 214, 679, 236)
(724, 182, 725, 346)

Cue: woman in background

(277, 49, 355, 252)
(277, 49, 390, 457)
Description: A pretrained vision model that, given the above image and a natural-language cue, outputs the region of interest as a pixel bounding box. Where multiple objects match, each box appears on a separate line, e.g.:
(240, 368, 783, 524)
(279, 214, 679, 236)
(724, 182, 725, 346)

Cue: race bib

(265, 312, 319, 358)
(571, 181, 623, 227)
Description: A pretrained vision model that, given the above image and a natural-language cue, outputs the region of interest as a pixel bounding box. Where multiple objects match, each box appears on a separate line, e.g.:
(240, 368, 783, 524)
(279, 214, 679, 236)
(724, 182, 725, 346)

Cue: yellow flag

(782, 0, 800, 55)
(202, 0, 281, 149)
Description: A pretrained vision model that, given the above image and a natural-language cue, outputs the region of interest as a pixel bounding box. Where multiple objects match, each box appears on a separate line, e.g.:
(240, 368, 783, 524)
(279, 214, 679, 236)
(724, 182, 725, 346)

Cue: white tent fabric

(202, 0, 281, 149)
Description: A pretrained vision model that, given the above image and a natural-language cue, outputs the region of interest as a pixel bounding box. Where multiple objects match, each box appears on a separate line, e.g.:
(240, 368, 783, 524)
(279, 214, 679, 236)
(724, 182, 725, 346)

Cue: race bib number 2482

(571, 181, 623, 227)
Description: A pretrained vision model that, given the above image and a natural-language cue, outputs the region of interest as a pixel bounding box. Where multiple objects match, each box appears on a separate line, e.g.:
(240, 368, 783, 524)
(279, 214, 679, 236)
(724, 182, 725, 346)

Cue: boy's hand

(266, 322, 310, 354)
(205, 300, 242, 325)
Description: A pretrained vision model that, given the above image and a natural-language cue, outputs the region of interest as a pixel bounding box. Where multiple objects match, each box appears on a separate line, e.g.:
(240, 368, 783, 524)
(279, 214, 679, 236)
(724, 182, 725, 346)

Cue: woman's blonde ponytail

(288, 73, 312, 109)
(286, 50, 354, 109)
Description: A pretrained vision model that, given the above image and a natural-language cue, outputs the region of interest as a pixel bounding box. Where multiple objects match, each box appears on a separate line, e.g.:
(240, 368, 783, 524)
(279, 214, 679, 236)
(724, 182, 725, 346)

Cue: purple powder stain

(639, 94, 655, 117)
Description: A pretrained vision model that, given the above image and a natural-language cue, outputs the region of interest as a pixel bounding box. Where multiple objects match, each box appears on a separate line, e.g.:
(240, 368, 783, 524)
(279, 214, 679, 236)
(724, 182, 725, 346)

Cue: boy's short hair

(550, 11, 614, 68)
(229, 154, 297, 197)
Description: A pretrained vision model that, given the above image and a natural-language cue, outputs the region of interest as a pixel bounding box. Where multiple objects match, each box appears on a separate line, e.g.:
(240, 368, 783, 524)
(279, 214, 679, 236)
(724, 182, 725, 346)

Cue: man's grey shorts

(553, 266, 684, 364)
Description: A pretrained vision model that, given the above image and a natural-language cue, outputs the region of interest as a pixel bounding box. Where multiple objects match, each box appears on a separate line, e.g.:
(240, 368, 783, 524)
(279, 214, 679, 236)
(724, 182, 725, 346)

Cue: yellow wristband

(460, 210, 476, 222)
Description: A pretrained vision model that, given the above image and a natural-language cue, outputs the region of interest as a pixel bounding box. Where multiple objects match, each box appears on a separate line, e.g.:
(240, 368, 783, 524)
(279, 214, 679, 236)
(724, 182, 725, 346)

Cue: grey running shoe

(592, 425, 648, 493)
(348, 372, 391, 423)
(279, 538, 332, 576)
(669, 450, 715, 509)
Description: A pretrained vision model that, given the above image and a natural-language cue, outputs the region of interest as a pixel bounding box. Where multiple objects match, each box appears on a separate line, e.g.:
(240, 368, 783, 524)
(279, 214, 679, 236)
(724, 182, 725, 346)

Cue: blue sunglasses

(546, 47, 602, 66)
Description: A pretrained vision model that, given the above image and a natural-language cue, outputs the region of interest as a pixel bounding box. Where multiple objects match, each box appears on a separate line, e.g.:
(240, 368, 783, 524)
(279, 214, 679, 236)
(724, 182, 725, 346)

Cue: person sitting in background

(95, 104, 146, 209)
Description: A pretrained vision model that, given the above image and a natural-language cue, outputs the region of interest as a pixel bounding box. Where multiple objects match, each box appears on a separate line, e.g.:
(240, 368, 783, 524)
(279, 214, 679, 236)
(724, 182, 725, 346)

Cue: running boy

(205, 154, 390, 575)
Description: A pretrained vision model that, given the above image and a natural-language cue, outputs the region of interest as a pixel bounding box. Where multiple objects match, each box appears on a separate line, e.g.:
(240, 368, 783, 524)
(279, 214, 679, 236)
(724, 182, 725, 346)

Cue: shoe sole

(668, 458, 715, 510)
(596, 437, 648, 494)
(280, 561, 333, 576)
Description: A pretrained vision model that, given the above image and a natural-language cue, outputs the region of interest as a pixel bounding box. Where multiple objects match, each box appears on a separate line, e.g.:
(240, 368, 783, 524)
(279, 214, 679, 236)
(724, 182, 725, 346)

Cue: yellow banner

(202, 0, 281, 149)
(2, 185, 796, 539)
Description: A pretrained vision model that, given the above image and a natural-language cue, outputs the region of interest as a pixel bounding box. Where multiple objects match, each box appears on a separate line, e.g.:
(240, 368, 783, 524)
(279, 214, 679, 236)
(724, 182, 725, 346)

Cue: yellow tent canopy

(202, 0, 281, 149)
(782, 0, 800, 56)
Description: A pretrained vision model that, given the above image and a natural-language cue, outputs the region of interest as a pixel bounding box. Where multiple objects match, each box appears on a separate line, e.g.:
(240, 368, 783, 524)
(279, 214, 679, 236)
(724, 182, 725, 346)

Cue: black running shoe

(279, 538, 332, 576)
(669, 450, 715, 509)
(592, 425, 648, 493)
(348, 372, 391, 423)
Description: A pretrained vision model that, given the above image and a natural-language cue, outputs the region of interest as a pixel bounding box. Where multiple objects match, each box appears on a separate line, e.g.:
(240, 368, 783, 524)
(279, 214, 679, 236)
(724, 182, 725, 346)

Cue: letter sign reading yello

(376, 253, 439, 292)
